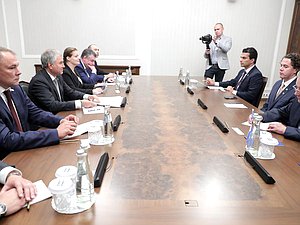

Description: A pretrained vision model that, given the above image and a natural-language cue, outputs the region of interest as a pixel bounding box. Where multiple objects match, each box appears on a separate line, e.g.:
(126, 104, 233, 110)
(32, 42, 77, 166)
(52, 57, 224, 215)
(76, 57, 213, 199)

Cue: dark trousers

(204, 64, 226, 82)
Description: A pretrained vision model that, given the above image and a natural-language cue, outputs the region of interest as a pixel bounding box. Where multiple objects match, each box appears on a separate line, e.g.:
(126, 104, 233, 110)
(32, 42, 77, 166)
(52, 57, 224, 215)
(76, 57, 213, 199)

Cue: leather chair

(19, 81, 30, 96)
(253, 76, 268, 108)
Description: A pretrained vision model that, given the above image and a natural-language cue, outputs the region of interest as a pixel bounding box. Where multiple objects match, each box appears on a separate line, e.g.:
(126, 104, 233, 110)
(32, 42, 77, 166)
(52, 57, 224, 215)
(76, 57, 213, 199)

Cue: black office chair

(19, 81, 30, 96)
(253, 76, 268, 108)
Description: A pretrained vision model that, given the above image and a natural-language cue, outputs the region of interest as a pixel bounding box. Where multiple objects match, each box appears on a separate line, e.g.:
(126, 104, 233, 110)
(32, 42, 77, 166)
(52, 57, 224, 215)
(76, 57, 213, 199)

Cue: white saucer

(255, 152, 275, 160)
(51, 200, 87, 214)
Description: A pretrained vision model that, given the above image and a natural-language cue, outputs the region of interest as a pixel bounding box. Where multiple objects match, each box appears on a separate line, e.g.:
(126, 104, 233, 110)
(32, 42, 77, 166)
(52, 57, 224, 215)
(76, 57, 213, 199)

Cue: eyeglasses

(293, 85, 300, 92)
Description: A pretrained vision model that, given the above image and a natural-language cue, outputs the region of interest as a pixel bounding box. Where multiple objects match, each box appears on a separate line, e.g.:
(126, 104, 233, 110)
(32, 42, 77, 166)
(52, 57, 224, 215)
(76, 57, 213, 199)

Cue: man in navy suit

(0, 160, 36, 216)
(29, 49, 97, 114)
(261, 53, 299, 112)
(262, 75, 300, 141)
(0, 47, 78, 159)
(206, 47, 263, 106)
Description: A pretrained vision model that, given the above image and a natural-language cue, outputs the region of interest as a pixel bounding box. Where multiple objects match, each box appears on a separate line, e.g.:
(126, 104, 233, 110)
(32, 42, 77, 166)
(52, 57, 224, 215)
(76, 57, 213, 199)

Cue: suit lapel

(42, 70, 62, 101)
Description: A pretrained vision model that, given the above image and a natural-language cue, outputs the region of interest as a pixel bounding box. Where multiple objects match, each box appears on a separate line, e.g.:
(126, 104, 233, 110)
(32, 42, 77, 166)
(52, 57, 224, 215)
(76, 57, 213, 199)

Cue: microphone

(187, 87, 194, 95)
(113, 115, 121, 131)
(179, 79, 185, 85)
(125, 85, 131, 93)
(120, 97, 127, 107)
(197, 98, 207, 109)
(129, 78, 133, 84)
(213, 116, 229, 133)
(94, 152, 109, 187)
(244, 151, 276, 184)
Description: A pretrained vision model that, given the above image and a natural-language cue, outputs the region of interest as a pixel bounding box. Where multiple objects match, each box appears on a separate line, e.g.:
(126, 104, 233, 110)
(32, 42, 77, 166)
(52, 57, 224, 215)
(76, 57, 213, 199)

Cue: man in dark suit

(0, 47, 78, 159)
(261, 53, 299, 112)
(262, 75, 300, 141)
(0, 160, 36, 216)
(206, 47, 263, 106)
(29, 49, 97, 114)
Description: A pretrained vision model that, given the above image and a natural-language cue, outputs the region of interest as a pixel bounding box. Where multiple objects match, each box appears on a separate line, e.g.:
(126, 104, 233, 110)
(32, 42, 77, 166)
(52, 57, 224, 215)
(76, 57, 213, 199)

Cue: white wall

(0, 0, 295, 95)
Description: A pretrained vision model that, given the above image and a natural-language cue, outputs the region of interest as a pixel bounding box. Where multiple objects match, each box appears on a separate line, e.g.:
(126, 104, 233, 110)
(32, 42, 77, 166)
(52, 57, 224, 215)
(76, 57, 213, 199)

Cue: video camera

(199, 34, 212, 45)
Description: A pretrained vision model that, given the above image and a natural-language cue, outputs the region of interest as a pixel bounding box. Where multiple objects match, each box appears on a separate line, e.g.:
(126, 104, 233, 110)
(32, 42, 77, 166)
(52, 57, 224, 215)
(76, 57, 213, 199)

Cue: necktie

(53, 78, 62, 101)
(275, 83, 285, 99)
(235, 70, 247, 90)
(4, 90, 23, 132)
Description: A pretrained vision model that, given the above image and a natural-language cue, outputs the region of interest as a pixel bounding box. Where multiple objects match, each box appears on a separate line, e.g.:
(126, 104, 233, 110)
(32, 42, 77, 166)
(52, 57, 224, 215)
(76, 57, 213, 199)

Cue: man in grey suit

(0, 160, 36, 216)
(261, 53, 299, 112)
(204, 23, 232, 82)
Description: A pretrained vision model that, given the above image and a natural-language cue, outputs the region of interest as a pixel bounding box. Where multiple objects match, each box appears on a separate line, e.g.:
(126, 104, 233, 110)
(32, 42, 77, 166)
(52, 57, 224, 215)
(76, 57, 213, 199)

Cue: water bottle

(185, 70, 190, 87)
(127, 66, 132, 84)
(103, 105, 114, 144)
(76, 144, 95, 210)
(246, 114, 262, 157)
(115, 71, 120, 93)
(124, 69, 129, 85)
(178, 67, 183, 82)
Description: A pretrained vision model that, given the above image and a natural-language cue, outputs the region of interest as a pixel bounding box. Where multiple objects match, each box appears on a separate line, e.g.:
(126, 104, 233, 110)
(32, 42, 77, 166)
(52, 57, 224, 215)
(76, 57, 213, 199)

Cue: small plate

(255, 152, 275, 160)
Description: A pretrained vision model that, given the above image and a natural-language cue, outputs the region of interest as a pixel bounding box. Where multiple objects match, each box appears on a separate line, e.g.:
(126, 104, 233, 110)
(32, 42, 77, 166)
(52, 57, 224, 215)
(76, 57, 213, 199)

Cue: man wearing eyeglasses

(262, 75, 300, 141)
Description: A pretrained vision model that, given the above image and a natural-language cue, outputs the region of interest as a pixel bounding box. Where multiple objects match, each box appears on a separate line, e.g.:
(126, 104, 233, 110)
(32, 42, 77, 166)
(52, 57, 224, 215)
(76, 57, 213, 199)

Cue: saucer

(255, 152, 275, 160)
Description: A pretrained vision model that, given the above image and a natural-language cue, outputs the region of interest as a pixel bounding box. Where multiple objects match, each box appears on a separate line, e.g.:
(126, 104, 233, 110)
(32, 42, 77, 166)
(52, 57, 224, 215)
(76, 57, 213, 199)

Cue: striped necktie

(235, 70, 247, 90)
(4, 90, 23, 132)
(275, 83, 285, 99)
(53, 78, 62, 101)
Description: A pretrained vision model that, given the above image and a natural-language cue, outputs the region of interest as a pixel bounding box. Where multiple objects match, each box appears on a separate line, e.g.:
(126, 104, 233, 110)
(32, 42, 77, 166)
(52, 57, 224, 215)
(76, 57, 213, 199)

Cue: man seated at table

(0, 160, 36, 216)
(28, 49, 98, 114)
(261, 53, 299, 112)
(261, 75, 300, 141)
(205, 47, 263, 107)
(75, 48, 114, 85)
(0, 47, 78, 159)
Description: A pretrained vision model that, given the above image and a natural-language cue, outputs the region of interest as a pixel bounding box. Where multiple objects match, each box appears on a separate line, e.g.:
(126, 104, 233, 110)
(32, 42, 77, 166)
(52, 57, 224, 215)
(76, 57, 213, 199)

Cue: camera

(199, 34, 212, 45)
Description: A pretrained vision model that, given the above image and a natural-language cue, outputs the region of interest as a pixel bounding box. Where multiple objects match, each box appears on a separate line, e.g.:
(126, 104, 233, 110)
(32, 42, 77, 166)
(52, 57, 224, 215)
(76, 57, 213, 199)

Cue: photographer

(203, 23, 232, 82)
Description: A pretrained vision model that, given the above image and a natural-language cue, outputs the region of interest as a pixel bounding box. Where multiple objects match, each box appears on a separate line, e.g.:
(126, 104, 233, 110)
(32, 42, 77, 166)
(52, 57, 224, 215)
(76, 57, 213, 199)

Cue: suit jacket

(261, 79, 296, 112)
(0, 86, 62, 159)
(28, 69, 85, 114)
(75, 60, 104, 84)
(62, 65, 94, 94)
(219, 66, 263, 106)
(94, 60, 107, 76)
(0, 161, 9, 171)
(205, 35, 232, 70)
(263, 98, 300, 141)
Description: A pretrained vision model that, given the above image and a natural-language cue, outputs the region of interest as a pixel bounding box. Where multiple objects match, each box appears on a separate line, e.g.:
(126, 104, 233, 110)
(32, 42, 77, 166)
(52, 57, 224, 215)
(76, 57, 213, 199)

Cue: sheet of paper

(232, 127, 245, 135)
(29, 180, 52, 205)
(98, 96, 124, 108)
(242, 121, 271, 131)
(83, 106, 104, 114)
(207, 86, 225, 92)
(224, 103, 248, 109)
(63, 120, 103, 139)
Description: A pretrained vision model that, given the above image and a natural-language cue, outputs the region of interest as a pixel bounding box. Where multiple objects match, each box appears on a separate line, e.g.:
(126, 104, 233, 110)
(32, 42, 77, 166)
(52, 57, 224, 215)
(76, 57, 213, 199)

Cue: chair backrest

(19, 81, 30, 96)
(253, 76, 268, 108)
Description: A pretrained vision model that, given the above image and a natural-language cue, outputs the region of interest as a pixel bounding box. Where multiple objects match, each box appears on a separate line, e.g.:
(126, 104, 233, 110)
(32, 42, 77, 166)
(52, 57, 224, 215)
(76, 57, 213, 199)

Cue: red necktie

(4, 90, 23, 132)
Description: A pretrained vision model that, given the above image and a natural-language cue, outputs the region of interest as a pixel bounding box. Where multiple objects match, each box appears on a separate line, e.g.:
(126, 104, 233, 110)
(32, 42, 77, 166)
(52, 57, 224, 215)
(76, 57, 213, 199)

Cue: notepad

(224, 103, 247, 109)
(97, 96, 125, 107)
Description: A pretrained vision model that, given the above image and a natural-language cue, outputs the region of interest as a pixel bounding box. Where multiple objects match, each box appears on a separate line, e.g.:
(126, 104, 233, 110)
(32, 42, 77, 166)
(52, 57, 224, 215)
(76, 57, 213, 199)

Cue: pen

(251, 108, 254, 120)
(26, 202, 30, 211)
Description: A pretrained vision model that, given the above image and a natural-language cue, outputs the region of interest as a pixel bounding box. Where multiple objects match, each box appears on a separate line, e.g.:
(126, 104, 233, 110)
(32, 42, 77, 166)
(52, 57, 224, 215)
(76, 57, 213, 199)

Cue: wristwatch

(6, 170, 21, 180)
(0, 202, 7, 217)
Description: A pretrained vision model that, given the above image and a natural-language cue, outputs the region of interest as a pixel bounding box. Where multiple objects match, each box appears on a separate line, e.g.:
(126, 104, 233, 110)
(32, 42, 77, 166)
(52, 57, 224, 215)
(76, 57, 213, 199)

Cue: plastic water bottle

(103, 105, 114, 144)
(178, 67, 183, 82)
(115, 71, 120, 93)
(246, 114, 262, 157)
(76, 145, 95, 210)
(185, 70, 190, 87)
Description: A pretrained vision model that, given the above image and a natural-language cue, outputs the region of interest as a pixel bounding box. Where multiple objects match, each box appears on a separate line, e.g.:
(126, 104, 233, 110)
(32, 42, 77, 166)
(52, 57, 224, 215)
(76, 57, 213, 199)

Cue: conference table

(2, 76, 300, 225)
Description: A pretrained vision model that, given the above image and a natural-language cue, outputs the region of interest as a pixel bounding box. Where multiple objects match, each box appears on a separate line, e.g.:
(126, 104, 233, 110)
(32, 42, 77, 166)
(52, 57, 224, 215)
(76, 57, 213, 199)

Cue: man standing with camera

(203, 23, 232, 82)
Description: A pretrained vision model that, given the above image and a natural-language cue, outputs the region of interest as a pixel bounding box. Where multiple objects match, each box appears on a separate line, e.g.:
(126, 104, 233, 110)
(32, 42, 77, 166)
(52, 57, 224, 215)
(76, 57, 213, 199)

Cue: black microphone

(125, 85, 131, 93)
(213, 116, 229, 133)
(113, 115, 121, 131)
(129, 78, 133, 84)
(179, 79, 185, 85)
(244, 151, 276, 184)
(187, 87, 194, 95)
(197, 98, 207, 109)
(94, 152, 109, 188)
(120, 97, 127, 107)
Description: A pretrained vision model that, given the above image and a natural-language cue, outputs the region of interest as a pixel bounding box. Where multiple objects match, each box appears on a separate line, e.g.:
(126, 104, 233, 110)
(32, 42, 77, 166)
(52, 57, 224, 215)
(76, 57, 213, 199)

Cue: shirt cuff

(232, 90, 237, 95)
(215, 82, 220, 86)
(75, 100, 82, 109)
(83, 94, 90, 100)
(0, 167, 22, 184)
